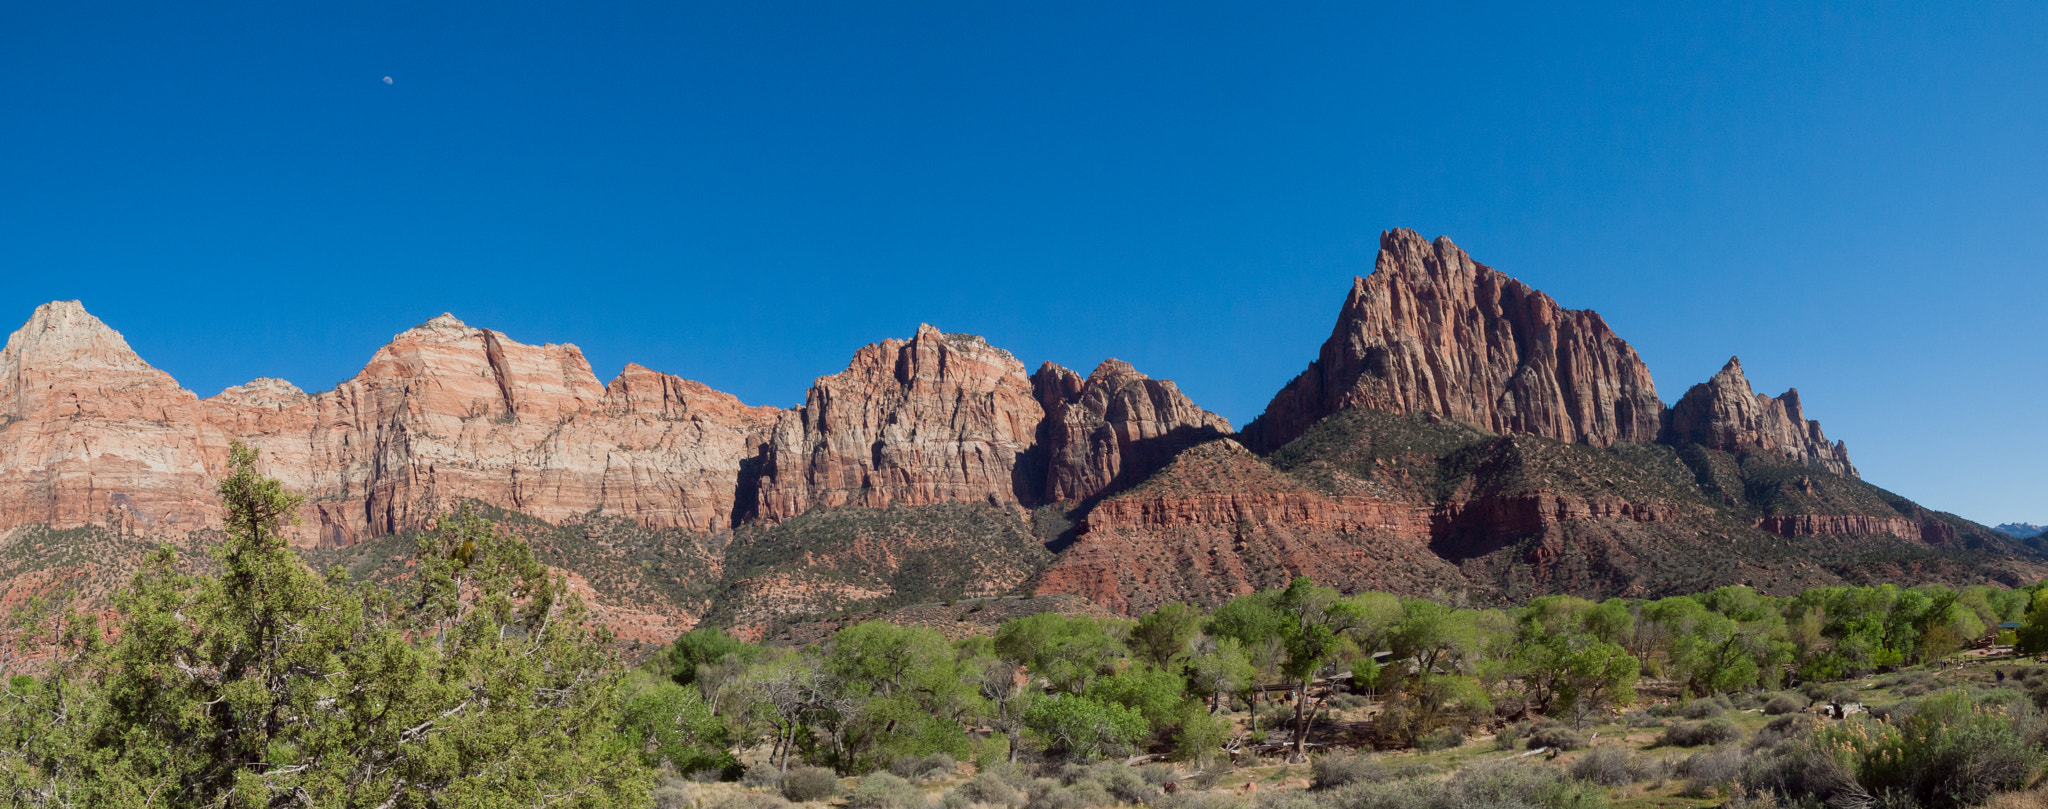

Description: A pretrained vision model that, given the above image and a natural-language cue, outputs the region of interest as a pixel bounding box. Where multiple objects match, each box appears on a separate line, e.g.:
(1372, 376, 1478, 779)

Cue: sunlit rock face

(1243, 228, 1665, 453)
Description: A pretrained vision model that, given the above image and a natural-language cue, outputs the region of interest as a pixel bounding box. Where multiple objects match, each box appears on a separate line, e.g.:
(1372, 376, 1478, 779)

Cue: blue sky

(2, 2, 2043, 525)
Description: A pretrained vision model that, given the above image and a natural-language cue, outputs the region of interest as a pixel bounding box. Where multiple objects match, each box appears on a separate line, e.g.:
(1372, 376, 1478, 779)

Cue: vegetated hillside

(1031, 437, 1468, 615)
(1031, 406, 2048, 614)
(705, 501, 1060, 638)
(0, 523, 220, 613)
(763, 592, 1122, 646)
(299, 501, 727, 650)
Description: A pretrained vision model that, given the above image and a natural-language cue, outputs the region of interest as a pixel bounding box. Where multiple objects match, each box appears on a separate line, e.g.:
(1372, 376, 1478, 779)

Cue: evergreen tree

(0, 443, 651, 807)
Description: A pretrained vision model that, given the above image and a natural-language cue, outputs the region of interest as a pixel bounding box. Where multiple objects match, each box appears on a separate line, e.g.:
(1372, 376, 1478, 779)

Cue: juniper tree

(0, 442, 651, 808)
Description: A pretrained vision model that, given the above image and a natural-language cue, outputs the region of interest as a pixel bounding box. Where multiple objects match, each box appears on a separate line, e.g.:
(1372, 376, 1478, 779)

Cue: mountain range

(2, 229, 2037, 642)
(1999, 524, 2047, 540)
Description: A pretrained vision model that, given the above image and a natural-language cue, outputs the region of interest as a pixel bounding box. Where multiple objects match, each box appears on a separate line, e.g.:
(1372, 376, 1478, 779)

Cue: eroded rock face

(1242, 229, 1665, 452)
(0, 302, 219, 534)
(0, 305, 781, 546)
(214, 317, 782, 544)
(1664, 357, 1857, 478)
(1033, 359, 1232, 505)
(748, 325, 1047, 521)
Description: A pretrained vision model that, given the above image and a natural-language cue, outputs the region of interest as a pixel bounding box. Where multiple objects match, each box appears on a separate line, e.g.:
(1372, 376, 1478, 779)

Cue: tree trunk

(1290, 678, 1312, 762)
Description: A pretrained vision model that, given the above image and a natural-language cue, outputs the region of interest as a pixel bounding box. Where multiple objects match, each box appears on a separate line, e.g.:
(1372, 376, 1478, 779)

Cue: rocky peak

(0, 302, 213, 535)
(1, 301, 161, 380)
(209, 377, 310, 409)
(748, 325, 1045, 521)
(1033, 359, 1233, 504)
(1665, 357, 1857, 477)
(407, 312, 475, 337)
(1242, 229, 1664, 452)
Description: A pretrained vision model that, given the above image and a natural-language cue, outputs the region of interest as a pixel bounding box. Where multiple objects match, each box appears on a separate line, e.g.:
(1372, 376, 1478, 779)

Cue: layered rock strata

(0, 306, 782, 546)
(0, 302, 220, 534)
(1664, 357, 1857, 478)
(1243, 229, 1665, 453)
(747, 325, 1047, 521)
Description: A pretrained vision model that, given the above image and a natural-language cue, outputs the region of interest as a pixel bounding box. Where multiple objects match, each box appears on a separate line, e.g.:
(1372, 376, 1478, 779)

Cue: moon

(382, 76, 393, 85)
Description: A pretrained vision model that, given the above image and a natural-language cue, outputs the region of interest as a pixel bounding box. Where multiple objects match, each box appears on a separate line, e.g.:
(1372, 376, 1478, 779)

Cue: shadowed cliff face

(1032, 358, 1233, 507)
(1242, 229, 1666, 454)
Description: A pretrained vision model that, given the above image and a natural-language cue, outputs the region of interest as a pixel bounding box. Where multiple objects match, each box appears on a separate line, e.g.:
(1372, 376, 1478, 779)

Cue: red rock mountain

(1244, 229, 1665, 453)
(748, 325, 1046, 521)
(0, 306, 781, 546)
(1664, 357, 1857, 478)
(0, 226, 2032, 636)
(747, 326, 1233, 520)
(1032, 359, 1233, 505)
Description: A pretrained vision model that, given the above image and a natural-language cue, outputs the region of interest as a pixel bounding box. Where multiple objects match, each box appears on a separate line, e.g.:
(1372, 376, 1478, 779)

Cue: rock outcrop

(1032, 359, 1232, 505)
(0, 306, 781, 546)
(748, 325, 1046, 521)
(1663, 357, 1857, 477)
(0, 302, 219, 534)
(208, 315, 782, 544)
(1754, 515, 1928, 541)
(1242, 229, 1664, 453)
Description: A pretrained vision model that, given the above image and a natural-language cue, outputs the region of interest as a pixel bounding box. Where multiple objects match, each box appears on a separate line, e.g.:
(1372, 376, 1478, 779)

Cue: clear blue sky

(3, 2, 2043, 525)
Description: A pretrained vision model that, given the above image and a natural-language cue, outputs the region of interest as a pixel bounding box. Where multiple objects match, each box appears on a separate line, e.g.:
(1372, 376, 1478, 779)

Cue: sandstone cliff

(0, 302, 219, 535)
(1032, 359, 1232, 505)
(1242, 229, 1665, 453)
(1664, 357, 1857, 477)
(207, 314, 782, 545)
(747, 325, 1046, 521)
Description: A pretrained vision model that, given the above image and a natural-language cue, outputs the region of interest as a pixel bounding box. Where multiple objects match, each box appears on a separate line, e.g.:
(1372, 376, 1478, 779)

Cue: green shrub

(892, 753, 956, 783)
(1569, 746, 1648, 786)
(1442, 761, 1611, 809)
(1417, 726, 1466, 752)
(1024, 778, 1091, 809)
(652, 776, 696, 809)
(782, 767, 843, 803)
(951, 771, 1024, 807)
(1494, 722, 1526, 750)
(1090, 764, 1158, 805)
(1763, 694, 1806, 715)
(850, 773, 926, 809)
(1681, 698, 1726, 719)
(743, 763, 783, 788)
(1658, 718, 1742, 747)
(1675, 745, 1746, 795)
(1137, 764, 1178, 786)
(1857, 692, 2043, 808)
(1311, 752, 1388, 790)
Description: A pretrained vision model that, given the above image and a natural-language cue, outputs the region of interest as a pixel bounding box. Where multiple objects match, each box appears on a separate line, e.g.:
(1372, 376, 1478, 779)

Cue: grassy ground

(660, 645, 2048, 809)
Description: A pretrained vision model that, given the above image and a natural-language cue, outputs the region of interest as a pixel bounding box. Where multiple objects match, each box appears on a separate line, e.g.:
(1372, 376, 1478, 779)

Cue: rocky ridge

(1242, 230, 1665, 454)
(0, 227, 2035, 640)
(1664, 357, 1857, 478)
